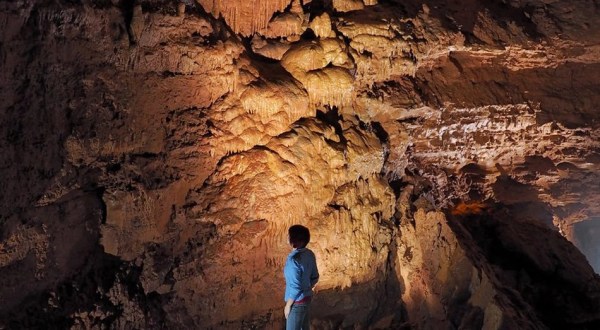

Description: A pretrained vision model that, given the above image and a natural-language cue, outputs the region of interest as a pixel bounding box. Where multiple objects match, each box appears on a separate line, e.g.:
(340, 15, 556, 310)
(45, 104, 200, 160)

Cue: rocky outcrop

(397, 209, 544, 330)
(1, 0, 599, 328)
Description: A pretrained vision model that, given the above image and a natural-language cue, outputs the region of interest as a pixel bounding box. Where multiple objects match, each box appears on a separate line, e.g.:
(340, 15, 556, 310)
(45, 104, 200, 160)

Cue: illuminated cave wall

(1, 0, 600, 328)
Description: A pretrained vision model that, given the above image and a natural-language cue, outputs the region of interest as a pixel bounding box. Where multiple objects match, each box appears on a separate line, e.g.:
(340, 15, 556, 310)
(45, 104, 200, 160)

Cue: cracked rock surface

(1, 0, 600, 328)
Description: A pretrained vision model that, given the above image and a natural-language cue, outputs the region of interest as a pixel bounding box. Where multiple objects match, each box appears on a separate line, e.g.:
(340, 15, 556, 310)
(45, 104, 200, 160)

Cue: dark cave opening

(448, 204, 600, 329)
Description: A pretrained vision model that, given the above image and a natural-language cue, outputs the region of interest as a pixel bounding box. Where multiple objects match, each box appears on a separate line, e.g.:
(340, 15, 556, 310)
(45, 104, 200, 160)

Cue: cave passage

(1, 0, 600, 328)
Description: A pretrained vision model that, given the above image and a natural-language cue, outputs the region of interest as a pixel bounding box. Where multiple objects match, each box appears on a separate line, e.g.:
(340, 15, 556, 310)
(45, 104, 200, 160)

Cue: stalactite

(197, 0, 291, 36)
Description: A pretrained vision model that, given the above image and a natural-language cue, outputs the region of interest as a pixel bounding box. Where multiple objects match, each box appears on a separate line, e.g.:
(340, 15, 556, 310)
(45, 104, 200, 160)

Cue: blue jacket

(284, 248, 319, 302)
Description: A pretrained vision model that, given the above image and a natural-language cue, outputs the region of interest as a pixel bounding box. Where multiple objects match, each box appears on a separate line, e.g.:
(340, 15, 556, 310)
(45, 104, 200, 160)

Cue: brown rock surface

(1, 0, 600, 328)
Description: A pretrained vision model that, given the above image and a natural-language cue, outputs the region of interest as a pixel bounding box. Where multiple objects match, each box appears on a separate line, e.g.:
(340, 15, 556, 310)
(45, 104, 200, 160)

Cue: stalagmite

(129, 4, 144, 44)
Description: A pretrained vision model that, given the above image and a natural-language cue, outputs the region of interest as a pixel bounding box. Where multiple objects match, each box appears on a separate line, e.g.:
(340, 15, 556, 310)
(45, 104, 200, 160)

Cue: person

(284, 225, 319, 330)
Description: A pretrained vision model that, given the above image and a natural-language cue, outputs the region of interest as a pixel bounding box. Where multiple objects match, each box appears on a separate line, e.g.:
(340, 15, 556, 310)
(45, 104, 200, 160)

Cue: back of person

(284, 225, 319, 330)
(285, 248, 318, 301)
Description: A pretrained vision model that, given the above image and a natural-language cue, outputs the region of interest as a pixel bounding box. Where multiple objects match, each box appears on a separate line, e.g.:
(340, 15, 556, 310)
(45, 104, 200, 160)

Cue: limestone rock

(281, 38, 355, 107)
(332, 0, 364, 13)
(196, 0, 291, 36)
(397, 209, 546, 329)
(1, 0, 600, 328)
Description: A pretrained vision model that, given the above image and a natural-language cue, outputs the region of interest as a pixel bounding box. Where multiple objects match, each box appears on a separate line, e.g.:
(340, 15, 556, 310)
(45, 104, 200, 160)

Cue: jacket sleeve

(285, 258, 303, 300)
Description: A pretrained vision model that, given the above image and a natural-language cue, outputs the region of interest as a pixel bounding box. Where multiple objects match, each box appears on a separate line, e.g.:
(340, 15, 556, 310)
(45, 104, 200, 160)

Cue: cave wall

(1, 0, 600, 328)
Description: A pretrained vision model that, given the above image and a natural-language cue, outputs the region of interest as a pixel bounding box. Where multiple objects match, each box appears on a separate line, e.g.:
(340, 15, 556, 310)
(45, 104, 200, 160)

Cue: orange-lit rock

(397, 209, 527, 329)
(1, 0, 600, 328)
(281, 38, 355, 107)
(169, 118, 393, 326)
(251, 36, 293, 60)
(196, 0, 291, 36)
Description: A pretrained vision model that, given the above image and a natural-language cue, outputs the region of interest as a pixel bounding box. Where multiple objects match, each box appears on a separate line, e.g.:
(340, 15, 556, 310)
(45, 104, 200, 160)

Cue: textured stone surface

(1, 0, 600, 328)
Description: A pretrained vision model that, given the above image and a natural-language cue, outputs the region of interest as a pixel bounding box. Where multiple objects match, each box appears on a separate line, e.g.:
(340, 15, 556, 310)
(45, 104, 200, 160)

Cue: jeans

(286, 303, 310, 330)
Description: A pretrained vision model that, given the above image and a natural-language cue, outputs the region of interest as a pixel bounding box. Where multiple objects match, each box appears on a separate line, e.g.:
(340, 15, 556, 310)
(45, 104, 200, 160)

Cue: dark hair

(288, 225, 310, 248)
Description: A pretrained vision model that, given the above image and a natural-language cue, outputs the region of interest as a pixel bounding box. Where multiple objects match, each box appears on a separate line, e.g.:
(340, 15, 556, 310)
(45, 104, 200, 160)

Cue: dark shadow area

(369, 79, 424, 110)
(492, 175, 541, 204)
(0, 250, 167, 329)
(383, 0, 600, 43)
(447, 204, 600, 329)
(459, 163, 488, 200)
(385, 0, 542, 43)
(316, 107, 348, 147)
(521, 155, 557, 174)
(0, 0, 122, 227)
(309, 239, 409, 329)
(414, 55, 600, 128)
(245, 59, 302, 86)
(0, 191, 104, 316)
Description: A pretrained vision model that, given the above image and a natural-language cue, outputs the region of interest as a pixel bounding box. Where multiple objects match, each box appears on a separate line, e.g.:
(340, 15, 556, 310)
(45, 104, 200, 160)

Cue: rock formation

(1, 0, 599, 328)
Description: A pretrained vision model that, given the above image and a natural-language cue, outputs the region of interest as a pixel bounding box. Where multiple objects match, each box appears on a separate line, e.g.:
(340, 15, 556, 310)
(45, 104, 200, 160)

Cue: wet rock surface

(1, 0, 600, 328)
